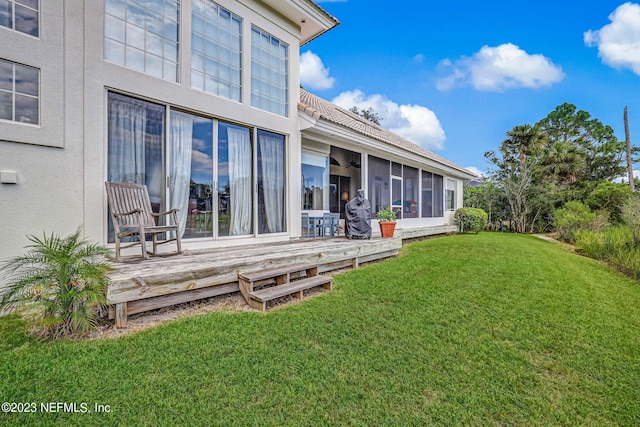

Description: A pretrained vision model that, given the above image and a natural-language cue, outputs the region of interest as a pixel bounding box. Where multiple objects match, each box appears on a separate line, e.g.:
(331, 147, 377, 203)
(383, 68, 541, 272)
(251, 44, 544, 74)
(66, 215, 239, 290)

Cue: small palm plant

(0, 229, 113, 338)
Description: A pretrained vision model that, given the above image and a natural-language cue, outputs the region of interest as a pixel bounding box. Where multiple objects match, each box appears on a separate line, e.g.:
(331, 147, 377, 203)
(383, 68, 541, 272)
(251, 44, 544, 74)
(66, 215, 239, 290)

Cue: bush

(574, 226, 634, 260)
(454, 208, 488, 233)
(0, 229, 112, 338)
(586, 181, 634, 224)
(622, 195, 640, 246)
(610, 248, 640, 281)
(553, 201, 607, 243)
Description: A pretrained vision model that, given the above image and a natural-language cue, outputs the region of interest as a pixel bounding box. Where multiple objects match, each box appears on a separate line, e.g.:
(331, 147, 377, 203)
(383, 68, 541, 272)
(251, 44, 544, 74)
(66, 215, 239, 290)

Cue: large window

(218, 122, 252, 237)
(251, 26, 288, 116)
(104, 0, 180, 81)
(258, 130, 286, 233)
(0, 0, 38, 37)
(302, 150, 328, 210)
(107, 92, 287, 241)
(0, 58, 39, 124)
(191, 1, 242, 101)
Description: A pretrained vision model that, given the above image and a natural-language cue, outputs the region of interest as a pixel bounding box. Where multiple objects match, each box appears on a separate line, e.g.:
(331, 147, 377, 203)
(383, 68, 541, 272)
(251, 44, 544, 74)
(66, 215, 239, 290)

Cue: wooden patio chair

(105, 182, 182, 260)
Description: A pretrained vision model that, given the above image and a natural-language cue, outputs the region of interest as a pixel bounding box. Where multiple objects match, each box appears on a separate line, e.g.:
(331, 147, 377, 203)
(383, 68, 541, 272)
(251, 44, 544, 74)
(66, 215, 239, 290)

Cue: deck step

(248, 275, 333, 311)
(238, 262, 318, 283)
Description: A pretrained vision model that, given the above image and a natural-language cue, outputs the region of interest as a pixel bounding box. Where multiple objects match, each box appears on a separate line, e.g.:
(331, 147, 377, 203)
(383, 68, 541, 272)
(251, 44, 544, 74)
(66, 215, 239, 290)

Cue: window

(0, 58, 39, 124)
(445, 179, 456, 211)
(191, 1, 242, 101)
(218, 122, 253, 237)
(107, 92, 287, 242)
(258, 130, 286, 234)
(251, 26, 288, 116)
(0, 0, 38, 37)
(104, 0, 180, 81)
(421, 171, 444, 218)
(302, 150, 328, 210)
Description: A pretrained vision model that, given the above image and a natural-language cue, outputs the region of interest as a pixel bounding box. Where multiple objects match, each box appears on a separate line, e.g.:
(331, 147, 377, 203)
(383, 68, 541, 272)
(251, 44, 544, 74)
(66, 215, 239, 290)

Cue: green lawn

(1, 233, 639, 426)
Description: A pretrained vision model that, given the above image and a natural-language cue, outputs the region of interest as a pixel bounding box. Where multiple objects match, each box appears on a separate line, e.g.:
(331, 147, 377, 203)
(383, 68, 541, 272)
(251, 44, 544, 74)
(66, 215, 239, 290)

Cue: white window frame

(0, 0, 39, 38)
(250, 25, 288, 117)
(0, 58, 39, 125)
(104, 0, 181, 82)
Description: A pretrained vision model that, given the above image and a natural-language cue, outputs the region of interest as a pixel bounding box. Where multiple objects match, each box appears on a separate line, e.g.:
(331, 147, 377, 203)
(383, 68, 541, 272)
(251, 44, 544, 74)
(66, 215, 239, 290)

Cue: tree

(540, 140, 585, 185)
(502, 124, 546, 168)
(349, 106, 383, 125)
(536, 103, 633, 182)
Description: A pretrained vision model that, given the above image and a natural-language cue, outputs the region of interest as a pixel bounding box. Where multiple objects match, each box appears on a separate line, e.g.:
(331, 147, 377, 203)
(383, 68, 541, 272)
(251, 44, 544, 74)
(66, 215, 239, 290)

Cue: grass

(1, 233, 639, 426)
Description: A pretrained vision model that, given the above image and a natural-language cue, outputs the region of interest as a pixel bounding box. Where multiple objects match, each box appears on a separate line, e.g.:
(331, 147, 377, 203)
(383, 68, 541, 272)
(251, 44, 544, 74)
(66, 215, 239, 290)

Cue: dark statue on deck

(345, 189, 371, 239)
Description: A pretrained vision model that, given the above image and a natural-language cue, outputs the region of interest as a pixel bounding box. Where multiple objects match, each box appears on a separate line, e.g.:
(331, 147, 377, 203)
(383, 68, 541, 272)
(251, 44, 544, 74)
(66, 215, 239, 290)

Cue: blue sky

(300, 0, 640, 177)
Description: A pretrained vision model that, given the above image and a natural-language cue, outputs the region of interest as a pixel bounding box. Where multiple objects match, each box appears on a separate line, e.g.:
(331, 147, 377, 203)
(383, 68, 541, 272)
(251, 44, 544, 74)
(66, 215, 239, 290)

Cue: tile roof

(298, 89, 476, 177)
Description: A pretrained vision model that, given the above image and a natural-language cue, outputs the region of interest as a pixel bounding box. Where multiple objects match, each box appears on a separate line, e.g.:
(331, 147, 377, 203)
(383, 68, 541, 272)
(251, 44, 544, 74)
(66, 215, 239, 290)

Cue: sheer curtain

(228, 127, 252, 235)
(259, 132, 284, 233)
(107, 97, 147, 183)
(169, 111, 193, 237)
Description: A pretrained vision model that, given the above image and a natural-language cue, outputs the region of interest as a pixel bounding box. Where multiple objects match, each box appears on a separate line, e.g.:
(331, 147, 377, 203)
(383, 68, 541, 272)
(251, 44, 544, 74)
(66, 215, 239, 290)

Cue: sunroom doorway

(106, 92, 286, 243)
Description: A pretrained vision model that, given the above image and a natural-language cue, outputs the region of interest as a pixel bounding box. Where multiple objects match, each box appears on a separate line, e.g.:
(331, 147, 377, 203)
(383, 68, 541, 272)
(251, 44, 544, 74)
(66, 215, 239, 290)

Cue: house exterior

(0, 0, 474, 263)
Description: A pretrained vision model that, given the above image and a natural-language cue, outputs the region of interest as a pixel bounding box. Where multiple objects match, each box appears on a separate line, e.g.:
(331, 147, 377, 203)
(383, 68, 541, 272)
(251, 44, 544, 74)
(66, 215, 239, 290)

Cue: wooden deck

(107, 225, 456, 326)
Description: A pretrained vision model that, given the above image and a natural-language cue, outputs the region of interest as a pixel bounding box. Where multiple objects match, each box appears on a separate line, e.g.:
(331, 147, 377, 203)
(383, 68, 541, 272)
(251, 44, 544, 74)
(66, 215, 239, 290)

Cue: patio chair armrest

(152, 208, 180, 217)
(113, 208, 143, 217)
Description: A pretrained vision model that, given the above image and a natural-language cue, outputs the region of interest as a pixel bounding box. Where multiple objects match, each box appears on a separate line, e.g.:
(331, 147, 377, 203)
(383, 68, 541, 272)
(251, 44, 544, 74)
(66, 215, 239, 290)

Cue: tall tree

(502, 124, 546, 168)
(541, 140, 585, 185)
(536, 103, 629, 181)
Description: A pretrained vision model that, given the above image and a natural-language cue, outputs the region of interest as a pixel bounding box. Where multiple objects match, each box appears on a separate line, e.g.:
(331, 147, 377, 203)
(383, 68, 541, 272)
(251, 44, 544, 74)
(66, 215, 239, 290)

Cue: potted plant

(376, 205, 397, 238)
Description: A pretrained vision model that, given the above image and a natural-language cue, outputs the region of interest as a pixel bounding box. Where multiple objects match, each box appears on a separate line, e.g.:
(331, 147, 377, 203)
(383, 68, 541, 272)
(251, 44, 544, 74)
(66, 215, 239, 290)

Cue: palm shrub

(553, 201, 607, 243)
(0, 229, 113, 338)
(454, 207, 488, 233)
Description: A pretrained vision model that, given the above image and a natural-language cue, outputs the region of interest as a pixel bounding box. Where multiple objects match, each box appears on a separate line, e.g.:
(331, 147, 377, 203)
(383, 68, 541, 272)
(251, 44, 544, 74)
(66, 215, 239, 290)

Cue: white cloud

(437, 43, 565, 92)
(300, 51, 336, 90)
(332, 89, 446, 150)
(413, 54, 425, 63)
(584, 2, 640, 75)
(464, 166, 485, 177)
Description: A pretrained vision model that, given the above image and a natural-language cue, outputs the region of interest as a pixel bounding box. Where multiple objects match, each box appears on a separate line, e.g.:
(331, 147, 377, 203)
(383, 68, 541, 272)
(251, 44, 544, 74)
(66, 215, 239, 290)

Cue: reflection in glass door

(218, 122, 253, 236)
(171, 110, 214, 239)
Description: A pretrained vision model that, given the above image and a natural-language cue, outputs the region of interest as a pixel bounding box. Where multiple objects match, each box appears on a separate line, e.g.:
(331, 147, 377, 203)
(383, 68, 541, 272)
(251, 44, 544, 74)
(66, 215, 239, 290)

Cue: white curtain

(259, 133, 284, 233)
(169, 112, 193, 237)
(107, 98, 147, 183)
(228, 127, 252, 235)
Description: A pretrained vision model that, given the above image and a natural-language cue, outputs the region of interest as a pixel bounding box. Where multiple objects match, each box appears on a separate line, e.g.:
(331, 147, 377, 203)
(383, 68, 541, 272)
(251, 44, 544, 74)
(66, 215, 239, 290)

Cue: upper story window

(251, 26, 288, 117)
(191, 1, 242, 102)
(0, 58, 39, 125)
(104, 0, 180, 82)
(0, 0, 39, 37)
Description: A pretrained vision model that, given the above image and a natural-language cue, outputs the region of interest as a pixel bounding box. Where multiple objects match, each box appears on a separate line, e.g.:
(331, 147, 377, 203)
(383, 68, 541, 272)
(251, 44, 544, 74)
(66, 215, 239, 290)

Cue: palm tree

(541, 141, 585, 185)
(502, 124, 547, 168)
(0, 229, 113, 338)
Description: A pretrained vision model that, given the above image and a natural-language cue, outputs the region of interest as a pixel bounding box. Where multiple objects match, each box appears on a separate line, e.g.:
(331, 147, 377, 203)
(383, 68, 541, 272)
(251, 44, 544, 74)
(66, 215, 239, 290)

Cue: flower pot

(379, 221, 396, 238)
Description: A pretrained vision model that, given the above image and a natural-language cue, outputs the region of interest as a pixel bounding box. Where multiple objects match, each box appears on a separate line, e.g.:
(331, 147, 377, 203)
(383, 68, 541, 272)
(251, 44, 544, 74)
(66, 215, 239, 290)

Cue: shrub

(610, 248, 640, 281)
(586, 181, 634, 224)
(0, 229, 112, 338)
(376, 205, 397, 222)
(574, 226, 634, 260)
(621, 195, 640, 246)
(553, 201, 607, 243)
(454, 208, 488, 233)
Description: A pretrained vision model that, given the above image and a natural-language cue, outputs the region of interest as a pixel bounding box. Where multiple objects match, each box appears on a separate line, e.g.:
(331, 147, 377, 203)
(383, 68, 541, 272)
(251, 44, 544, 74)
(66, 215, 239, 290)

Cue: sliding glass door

(107, 92, 286, 241)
